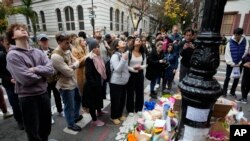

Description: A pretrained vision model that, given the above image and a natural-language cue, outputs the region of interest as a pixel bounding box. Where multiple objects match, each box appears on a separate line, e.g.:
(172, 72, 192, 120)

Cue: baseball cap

(37, 33, 48, 41)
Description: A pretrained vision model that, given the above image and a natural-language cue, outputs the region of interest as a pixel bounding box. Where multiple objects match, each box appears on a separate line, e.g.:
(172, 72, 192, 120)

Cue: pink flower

(209, 131, 226, 140)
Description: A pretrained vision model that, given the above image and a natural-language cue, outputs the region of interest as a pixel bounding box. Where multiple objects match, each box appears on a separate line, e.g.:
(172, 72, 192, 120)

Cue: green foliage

(162, 16, 178, 32)
(10, 0, 37, 38)
(22, 0, 32, 8)
(0, 3, 8, 33)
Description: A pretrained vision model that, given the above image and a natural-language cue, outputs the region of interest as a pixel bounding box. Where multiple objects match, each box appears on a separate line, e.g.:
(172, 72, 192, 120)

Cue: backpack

(105, 52, 121, 82)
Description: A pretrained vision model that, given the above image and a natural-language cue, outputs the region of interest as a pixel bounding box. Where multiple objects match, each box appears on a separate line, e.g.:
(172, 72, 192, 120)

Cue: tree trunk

(30, 16, 37, 42)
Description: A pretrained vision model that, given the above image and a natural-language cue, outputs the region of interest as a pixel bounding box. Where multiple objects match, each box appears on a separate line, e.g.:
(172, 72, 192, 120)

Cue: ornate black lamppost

(178, 0, 227, 140)
(91, 0, 95, 36)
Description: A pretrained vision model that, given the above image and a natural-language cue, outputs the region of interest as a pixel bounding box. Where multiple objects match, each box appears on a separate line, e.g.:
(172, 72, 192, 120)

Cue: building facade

(9, 0, 152, 46)
(221, 0, 250, 40)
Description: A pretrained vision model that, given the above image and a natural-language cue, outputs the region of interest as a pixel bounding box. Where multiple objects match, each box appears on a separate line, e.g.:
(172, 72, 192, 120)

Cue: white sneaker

(155, 84, 160, 89)
(137, 111, 142, 117)
(3, 111, 13, 119)
(57, 112, 65, 117)
(128, 113, 134, 117)
(51, 117, 55, 124)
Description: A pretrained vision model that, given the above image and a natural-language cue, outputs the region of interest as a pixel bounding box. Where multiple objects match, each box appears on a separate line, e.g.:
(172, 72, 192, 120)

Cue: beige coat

(72, 45, 88, 96)
(51, 46, 79, 90)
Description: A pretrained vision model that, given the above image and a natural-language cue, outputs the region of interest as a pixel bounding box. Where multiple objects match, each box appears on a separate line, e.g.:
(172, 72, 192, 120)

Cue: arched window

(77, 5, 84, 30)
(40, 11, 46, 31)
(34, 12, 40, 31)
(56, 8, 63, 31)
(110, 7, 113, 31)
(26, 16, 31, 32)
(65, 6, 75, 31)
(121, 12, 124, 31)
(115, 9, 119, 31)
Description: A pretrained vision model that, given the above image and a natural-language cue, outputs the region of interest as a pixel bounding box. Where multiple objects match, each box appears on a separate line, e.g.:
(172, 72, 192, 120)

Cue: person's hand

(122, 53, 128, 60)
(104, 41, 110, 49)
(134, 64, 141, 70)
(69, 65, 76, 70)
(11, 79, 16, 84)
(29, 67, 36, 73)
(173, 69, 176, 73)
(173, 40, 179, 44)
(189, 43, 195, 49)
(183, 43, 189, 49)
(159, 60, 164, 63)
(243, 62, 250, 68)
(234, 64, 240, 67)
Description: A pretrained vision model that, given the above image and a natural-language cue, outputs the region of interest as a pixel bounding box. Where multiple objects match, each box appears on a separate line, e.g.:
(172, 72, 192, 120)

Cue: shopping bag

(230, 67, 240, 78)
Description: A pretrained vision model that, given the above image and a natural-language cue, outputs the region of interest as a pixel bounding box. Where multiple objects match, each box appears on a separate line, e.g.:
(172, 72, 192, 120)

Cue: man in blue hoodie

(223, 28, 249, 98)
(6, 23, 54, 141)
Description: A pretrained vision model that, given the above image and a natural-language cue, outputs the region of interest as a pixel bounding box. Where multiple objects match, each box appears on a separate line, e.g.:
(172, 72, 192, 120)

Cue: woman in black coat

(82, 39, 106, 126)
(146, 41, 168, 99)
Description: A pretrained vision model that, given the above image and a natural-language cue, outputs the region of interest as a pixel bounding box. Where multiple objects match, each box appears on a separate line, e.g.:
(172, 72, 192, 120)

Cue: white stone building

(221, 0, 250, 40)
(8, 0, 153, 46)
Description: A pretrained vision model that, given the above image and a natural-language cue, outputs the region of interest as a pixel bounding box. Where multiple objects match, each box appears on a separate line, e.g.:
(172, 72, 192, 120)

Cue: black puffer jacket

(145, 49, 168, 81)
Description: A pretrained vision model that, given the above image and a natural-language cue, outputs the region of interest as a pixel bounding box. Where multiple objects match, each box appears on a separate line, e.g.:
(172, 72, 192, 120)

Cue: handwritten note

(186, 106, 210, 122)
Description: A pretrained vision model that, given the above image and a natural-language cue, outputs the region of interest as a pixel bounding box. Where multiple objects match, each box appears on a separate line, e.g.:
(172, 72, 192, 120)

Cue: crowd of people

(0, 22, 249, 141)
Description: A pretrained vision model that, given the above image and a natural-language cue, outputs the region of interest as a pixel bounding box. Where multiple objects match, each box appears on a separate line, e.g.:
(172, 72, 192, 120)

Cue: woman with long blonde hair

(72, 37, 88, 96)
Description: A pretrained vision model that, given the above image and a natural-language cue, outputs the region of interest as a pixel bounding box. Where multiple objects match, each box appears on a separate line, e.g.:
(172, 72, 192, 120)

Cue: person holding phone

(146, 41, 167, 98)
(179, 28, 195, 82)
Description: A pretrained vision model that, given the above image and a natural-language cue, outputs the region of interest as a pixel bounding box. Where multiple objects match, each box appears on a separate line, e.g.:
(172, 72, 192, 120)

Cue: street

(0, 56, 249, 141)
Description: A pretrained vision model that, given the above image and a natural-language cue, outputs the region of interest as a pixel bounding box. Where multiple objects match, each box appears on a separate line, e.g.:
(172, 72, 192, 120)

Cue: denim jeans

(150, 77, 158, 93)
(19, 93, 51, 141)
(59, 88, 81, 127)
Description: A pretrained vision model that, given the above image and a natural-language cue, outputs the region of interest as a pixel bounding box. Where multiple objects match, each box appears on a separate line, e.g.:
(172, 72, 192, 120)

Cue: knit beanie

(88, 39, 98, 52)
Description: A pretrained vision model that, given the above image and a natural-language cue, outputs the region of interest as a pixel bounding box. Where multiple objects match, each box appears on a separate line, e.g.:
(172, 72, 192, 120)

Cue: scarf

(88, 51, 107, 80)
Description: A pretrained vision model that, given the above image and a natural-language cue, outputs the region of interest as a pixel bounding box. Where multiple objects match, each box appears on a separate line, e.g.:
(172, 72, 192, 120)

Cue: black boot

(167, 81, 172, 90)
(17, 122, 24, 130)
(150, 91, 157, 99)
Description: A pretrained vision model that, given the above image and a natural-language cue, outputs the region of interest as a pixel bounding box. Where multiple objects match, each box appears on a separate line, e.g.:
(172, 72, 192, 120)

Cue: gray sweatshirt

(110, 52, 130, 85)
(6, 45, 54, 97)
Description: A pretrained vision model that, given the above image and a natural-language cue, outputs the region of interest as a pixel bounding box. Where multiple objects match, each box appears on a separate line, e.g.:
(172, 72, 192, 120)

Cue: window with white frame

(77, 5, 84, 30)
(40, 11, 46, 31)
(65, 6, 75, 31)
(121, 12, 124, 31)
(115, 9, 119, 31)
(26, 16, 31, 32)
(56, 8, 63, 31)
(110, 7, 113, 31)
(34, 12, 40, 31)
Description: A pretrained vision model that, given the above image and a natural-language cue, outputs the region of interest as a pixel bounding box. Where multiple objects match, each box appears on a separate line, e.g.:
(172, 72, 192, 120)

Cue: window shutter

(233, 14, 241, 33)
(243, 13, 250, 34)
